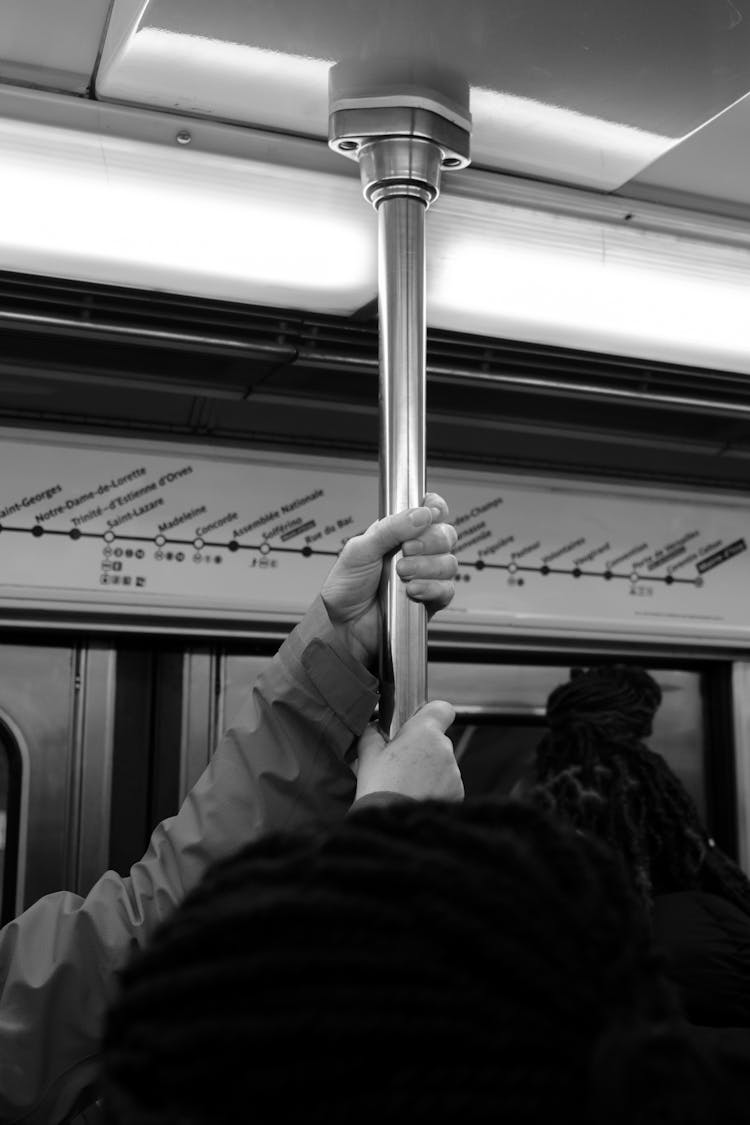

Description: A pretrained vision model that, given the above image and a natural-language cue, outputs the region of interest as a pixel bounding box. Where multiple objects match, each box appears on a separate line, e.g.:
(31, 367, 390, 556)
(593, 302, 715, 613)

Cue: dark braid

(101, 800, 726, 1125)
(533, 665, 750, 918)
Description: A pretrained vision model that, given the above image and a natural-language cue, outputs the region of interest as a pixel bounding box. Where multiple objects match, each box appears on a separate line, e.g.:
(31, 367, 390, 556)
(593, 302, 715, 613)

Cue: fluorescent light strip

(0, 114, 376, 312)
(427, 193, 750, 375)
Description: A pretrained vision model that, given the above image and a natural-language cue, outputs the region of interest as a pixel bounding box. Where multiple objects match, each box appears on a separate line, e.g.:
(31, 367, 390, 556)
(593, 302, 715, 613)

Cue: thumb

(401, 698, 457, 734)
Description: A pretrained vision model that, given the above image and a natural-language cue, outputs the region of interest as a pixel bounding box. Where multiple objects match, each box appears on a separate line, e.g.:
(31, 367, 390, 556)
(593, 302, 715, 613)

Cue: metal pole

(329, 91, 471, 736)
(377, 193, 427, 734)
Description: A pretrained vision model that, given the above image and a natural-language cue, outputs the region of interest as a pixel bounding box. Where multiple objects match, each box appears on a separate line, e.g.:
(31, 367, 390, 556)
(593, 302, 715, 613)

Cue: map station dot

(260, 542, 271, 555)
(194, 538, 204, 550)
(69, 528, 81, 540)
(228, 541, 239, 553)
(31, 525, 44, 538)
(104, 531, 115, 543)
(475, 560, 485, 571)
(508, 562, 517, 573)
(155, 535, 166, 547)
(301, 546, 312, 558)
(629, 572, 640, 584)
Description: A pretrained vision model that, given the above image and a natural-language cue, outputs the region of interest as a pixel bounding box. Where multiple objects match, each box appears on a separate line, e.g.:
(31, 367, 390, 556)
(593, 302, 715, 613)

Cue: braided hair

(532, 665, 750, 917)
(101, 800, 727, 1125)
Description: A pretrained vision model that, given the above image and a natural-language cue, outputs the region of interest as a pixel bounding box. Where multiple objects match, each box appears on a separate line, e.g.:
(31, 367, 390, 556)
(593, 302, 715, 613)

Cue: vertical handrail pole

(329, 86, 471, 736)
(377, 191, 427, 735)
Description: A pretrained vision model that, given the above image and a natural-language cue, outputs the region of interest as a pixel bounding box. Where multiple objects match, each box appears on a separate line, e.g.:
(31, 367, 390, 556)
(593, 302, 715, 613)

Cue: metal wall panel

(0, 644, 77, 910)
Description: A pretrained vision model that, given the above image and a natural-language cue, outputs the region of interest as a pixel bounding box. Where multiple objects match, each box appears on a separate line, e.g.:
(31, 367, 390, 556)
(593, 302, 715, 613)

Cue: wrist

(332, 621, 373, 670)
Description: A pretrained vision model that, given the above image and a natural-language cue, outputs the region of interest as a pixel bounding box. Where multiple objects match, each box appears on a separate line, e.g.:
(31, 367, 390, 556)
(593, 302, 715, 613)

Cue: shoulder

(653, 891, 750, 1027)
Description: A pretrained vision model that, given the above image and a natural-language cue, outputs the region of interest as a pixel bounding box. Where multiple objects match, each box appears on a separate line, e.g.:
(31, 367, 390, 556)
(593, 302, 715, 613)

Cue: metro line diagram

(458, 557, 704, 587)
(0, 519, 728, 588)
(0, 521, 342, 559)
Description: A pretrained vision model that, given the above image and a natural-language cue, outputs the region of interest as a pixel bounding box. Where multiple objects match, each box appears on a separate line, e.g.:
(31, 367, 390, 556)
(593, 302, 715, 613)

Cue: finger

(405, 578, 456, 614)
(401, 522, 458, 557)
(396, 553, 458, 582)
(422, 492, 450, 524)
(343, 507, 434, 568)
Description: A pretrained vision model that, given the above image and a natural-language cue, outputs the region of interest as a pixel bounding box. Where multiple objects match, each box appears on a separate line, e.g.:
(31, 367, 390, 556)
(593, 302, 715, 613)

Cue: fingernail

(409, 507, 431, 527)
(429, 506, 441, 522)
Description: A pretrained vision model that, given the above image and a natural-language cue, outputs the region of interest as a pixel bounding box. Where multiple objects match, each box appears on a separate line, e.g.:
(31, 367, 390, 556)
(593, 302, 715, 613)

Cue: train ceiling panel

(1, 0, 749, 206)
(96, 0, 750, 196)
(627, 91, 750, 213)
(0, 0, 111, 94)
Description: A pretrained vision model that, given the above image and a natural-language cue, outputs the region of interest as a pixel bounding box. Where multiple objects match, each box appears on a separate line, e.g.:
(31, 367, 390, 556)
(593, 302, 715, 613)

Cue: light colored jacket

(0, 597, 378, 1125)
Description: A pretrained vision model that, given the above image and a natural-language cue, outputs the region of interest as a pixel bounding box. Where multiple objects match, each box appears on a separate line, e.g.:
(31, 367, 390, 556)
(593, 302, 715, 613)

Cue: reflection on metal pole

(329, 87, 471, 736)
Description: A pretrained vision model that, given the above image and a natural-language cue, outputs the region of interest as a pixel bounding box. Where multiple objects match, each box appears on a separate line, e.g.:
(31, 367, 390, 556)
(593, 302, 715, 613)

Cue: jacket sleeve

(0, 596, 378, 1125)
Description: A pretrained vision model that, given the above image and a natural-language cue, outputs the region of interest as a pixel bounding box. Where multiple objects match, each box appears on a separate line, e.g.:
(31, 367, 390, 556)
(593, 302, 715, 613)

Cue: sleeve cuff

(287, 595, 379, 736)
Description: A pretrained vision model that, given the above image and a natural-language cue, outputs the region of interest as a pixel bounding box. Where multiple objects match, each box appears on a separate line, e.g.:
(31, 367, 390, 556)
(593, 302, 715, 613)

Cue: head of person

(530, 664, 750, 916)
(101, 799, 723, 1125)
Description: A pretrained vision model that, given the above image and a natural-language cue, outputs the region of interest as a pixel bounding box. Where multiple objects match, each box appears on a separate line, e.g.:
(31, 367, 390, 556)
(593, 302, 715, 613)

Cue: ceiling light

(0, 114, 376, 312)
(427, 192, 750, 375)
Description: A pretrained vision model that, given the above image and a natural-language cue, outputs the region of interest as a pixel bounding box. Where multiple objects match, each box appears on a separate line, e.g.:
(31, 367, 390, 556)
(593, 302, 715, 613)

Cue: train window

(0, 720, 22, 924)
(218, 657, 707, 821)
(449, 718, 544, 799)
(431, 665, 706, 818)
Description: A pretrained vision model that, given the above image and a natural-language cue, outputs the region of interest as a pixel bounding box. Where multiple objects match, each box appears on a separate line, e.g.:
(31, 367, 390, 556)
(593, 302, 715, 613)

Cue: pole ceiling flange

(328, 67, 471, 208)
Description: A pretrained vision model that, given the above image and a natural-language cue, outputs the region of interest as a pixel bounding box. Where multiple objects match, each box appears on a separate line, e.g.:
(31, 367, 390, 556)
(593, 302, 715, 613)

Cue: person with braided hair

(525, 664, 750, 1101)
(100, 798, 738, 1125)
(0, 494, 462, 1125)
